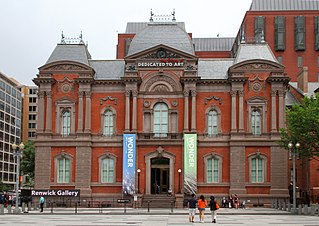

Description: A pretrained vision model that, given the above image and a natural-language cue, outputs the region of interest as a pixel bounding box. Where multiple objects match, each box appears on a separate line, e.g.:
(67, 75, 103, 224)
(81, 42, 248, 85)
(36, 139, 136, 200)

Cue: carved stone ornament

(61, 83, 71, 93)
(171, 100, 178, 107)
(126, 64, 136, 71)
(145, 76, 177, 92)
(100, 96, 118, 105)
(141, 49, 182, 59)
(205, 96, 222, 105)
(153, 84, 170, 92)
(252, 82, 262, 92)
(144, 100, 150, 108)
(46, 64, 87, 71)
(237, 63, 275, 70)
(57, 77, 74, 93)
(156, 146, 165, 158)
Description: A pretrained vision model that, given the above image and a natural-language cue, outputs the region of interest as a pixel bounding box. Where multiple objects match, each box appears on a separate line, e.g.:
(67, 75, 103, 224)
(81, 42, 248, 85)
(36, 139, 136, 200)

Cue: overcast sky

(0, 0, 252, 85)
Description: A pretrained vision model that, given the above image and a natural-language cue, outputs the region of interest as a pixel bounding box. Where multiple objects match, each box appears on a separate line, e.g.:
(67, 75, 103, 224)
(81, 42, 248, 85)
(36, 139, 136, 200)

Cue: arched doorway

(151, 157, 169, 194)
(145, 146, 175, 195)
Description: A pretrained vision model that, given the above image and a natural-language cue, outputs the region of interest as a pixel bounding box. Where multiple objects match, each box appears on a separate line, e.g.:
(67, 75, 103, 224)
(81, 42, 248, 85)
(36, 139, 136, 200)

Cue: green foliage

(0, 180, 13, 192)
(21, 141, 35, 185)
(279, 93, 319, 158)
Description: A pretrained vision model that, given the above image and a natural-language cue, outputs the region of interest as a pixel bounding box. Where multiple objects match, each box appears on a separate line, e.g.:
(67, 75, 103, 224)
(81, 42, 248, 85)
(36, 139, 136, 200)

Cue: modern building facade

(0, 72, 22, 188)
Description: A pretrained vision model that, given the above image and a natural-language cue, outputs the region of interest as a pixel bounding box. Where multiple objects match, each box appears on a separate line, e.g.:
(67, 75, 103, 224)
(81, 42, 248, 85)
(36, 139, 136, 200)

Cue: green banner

(184, 134, 197, 195)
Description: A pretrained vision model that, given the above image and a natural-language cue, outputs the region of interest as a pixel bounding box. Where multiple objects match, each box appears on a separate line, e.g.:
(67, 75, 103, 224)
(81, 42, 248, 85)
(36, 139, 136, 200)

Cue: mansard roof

(193, 38, 235, 52)
(250, 0, 319, 11)
(198, 59, 234, 79)
(125, 22, 186, 33)
(127, 22, 194, 56)
(46, 44, 91, 66)
(89, 60, 124, 80)
(234, 43, 278, 64)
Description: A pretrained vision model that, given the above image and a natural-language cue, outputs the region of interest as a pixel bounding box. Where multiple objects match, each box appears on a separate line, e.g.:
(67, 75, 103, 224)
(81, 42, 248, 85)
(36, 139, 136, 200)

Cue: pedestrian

(234, 194, 239, 209)
(228, 194, 233, 208)
(187, 194, 197, 223)
(209, 196, 219, 223)
(197, 195, 207, 223)
(39, 196, 45, 212)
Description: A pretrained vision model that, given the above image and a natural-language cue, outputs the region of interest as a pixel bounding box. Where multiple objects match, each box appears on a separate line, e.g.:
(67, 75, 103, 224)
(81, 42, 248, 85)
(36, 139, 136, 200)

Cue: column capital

(85, 91, 92, 98)
(183, 89, 189, 97)
(271, 89, 277, 97)
(79, 91, 85, 97)
(132, 90, 138, 97)
(191, 90, 197, 97)
(230, 90, 237, 97)
(45, 91, 52, 97)
(125, 90, 131, 97)
(238, 90, 244, 97)
(277, 90, 285, 97)
(38, 91, 45, 98)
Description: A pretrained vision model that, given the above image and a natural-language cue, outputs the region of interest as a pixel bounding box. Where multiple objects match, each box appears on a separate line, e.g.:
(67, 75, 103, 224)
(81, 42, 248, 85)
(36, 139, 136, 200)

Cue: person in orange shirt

(197, 195, 207, 223)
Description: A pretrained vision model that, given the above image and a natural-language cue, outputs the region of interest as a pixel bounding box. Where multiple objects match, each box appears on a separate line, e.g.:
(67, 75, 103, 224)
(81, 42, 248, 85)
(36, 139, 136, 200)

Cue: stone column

(278, 90, 285, 130)
(183, 90, 189, 132)
(77, 91, 84, 133)
(230, 91, 237, 133)
(132, 90, 138, 132)
(34, 147, 51, 189)
(229, 146, 246, 194)
(238, 90, 244, 133)
(84, 91, 91, 133)
(37, 91, 45, 132)
(271, 89, 277, 133)
(125, 90, 131, 132)
(191, 90, 197, 132)
(75, 147, 92, 196)
(45, 91, 52, 132)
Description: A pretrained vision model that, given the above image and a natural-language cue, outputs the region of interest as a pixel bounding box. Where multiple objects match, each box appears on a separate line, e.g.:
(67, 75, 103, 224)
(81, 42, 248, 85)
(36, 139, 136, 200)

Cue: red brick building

(34, 1, 319, 206)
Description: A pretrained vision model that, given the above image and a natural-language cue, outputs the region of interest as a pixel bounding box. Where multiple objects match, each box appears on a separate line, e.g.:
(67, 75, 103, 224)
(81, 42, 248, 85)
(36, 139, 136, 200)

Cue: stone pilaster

(191, 90, 197, 132)
(84, 91, 91, 133)
(37, 91, 45, 132)
(132, 90, 138, 132)
(125, 90, 131, 132)
(271, 89, 277, 133)
(229, 146, 246, 194)
(77, 91, 84, 133)
(278, 90, 285, 130)
(230, 91, 237, 133)
(75, 147, 92, 196)
(34, 147, 51, 189)
(45, 91, 52, 132)
(183, 89, 189, 132)
(238, 90, 244, 133)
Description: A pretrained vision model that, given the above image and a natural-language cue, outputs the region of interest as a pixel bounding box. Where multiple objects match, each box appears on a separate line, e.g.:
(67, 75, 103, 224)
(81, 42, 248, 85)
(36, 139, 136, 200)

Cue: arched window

(101, 157, 115, 183)
(251, 157, 264, 183)
(57, 157, 71, 183)
(104, 110, 113, 136)
(252, 110, 261, 135)
(153, 103, 168, 137)
(204, 153, 222, 183)
(208, 110, 218, 136)
(62, 111, 71, 136)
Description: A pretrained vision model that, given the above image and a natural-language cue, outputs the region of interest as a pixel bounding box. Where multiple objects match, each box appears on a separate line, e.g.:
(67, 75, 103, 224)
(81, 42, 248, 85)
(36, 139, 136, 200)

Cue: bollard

(272, 200, 275, 208)
(50, 201, 54, 214)
(304, 205, 308, 215)
(0, 204, 4, 215)
(311, 205, 315, 216)
(298, 204, 302, 215)
(317, 204, 319, 217)
(275, 200, 278, 209)
(98, 202, 102, 214)
(28, 201, 31, 211)
(170, 201, 174, 213)
(8, 205, 12, 214)
(288, 202, 291, 212)
(283, 200, 286, 211)
(124, 203, 126, 214)
(279, 201, 282, 210)
(33, 202, 38, 210)
(75, 201, 77, 214)
(22, 203, 25, 213)
(147, 201, 151, 213)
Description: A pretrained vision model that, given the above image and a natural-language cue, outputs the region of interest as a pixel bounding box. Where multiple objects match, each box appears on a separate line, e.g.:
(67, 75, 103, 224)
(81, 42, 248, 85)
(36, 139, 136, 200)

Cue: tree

(20, 141, 35, 187)
(279, 93, 319, 158)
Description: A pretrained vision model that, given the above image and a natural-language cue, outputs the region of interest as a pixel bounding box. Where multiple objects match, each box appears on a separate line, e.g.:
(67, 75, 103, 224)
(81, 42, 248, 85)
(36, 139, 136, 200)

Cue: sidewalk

(3, 206, 293, 215)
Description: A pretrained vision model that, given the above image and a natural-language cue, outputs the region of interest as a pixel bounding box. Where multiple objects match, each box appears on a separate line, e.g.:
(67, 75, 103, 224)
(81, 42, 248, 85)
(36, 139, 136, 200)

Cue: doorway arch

(145, 146, 175, 195)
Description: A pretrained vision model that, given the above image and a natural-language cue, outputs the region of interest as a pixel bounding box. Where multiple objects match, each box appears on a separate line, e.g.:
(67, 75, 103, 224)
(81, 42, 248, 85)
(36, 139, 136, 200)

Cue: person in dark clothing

(187, 194, 197, 223)
(209, 196, 219, 223)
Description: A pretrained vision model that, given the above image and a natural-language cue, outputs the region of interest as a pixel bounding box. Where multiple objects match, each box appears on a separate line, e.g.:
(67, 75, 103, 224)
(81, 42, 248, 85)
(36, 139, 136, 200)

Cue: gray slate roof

(125, 22, 186, 33)
(89, 60, 124, 80)
(46, 44, 91, 66)
(285, 90, 301, 106)
(193, 38, 235, 51)
(234, 44, 278, 64)
(127, 23, 194, 56)
(250, 0, 319, 11)
(198, 59, 234, 79)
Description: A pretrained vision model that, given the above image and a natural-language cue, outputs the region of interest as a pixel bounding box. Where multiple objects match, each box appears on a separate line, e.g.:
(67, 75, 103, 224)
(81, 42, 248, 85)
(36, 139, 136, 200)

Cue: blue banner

(122, 134, 136, 195)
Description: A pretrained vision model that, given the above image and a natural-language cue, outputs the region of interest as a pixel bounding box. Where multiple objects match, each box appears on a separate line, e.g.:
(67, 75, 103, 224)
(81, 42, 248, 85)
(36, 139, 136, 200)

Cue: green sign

(184, 134, 197, 194)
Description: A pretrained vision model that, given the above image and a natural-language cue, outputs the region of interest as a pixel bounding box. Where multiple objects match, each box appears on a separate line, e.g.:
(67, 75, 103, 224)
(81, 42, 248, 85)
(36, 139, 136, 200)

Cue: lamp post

(288, 142, 300, 211)
(137, 169, 141, 194)
(12, 142, 24, 213)
(177, 169, 182, 194)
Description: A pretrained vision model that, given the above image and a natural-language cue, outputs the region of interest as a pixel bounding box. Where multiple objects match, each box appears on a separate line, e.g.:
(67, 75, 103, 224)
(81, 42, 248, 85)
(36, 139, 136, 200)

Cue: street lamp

(137, 169, 141, 194)
(12, 142, 24, 213)
(177, 169, 182, 194)
(288, 142, 300, 211)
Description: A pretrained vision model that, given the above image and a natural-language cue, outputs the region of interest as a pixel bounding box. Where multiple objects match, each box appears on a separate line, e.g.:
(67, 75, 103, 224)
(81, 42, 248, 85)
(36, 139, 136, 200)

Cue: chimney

(297, 66, 308, 93)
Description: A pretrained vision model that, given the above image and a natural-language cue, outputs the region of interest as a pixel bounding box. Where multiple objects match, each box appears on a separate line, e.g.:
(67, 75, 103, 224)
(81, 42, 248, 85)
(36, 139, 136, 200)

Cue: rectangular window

(0, 81, 5, 90)
(298, 56, 303, 67)
(101, 158, 114, 183)
(251, 158, 264, 183)
(295, 16, 306, 50)
(255, 16, 265, 43)
(315, 16, 319, 50)
(275, 16, 286, 51)
(207, 158, 219, 183)
(58, 158, 70, 183)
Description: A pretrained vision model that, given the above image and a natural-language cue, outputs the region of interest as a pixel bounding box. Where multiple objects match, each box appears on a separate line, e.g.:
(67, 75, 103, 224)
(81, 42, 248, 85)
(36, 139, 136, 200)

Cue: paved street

(1, 208, 319, 225)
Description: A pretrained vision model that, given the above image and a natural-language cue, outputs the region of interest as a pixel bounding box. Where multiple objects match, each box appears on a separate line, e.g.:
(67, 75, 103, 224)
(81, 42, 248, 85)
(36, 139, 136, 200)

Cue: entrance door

(151, 157, 169, 194)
